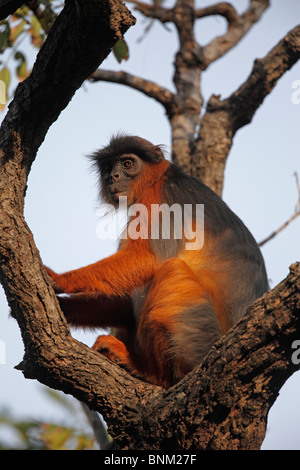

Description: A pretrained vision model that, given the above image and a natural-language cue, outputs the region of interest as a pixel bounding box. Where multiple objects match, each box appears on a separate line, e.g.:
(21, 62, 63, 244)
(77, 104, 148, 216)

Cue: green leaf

(0, 67, 10, 105)
(0, 67, 10, 87)
(40, 424, 72, 450)
(0, 21, 10, 51)
(75, 434, 95, 450)
(29, 15, 44, 47)
(15, 51, 29, 81)
(112, 39, 129, 63)
(9, 20, 26, 44)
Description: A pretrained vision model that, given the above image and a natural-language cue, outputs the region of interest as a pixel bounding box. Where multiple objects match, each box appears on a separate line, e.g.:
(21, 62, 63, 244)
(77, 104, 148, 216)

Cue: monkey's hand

(44, 266, 65, 294)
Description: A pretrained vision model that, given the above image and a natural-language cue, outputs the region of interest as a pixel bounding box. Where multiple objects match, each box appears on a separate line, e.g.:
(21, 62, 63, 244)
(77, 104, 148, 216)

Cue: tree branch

(0, 0, 24, 20)
(0, 0, 136, 441)
(8, 259, 300, 450)
(196, 2, 241, 24)
(127, 0, 173, 23)
(194, 23, 300, 194)
(81, 403, 113, 449)
(170, 262, 300, 450)
(259, 211, 300, 247)
(259, 173, 300, 247)
(1, 0, 299, 451)
(201, 0, 270, 69)
(0, 0, 135, 171)
(89, 69, 174, 113)
(212, 23, 300, 133)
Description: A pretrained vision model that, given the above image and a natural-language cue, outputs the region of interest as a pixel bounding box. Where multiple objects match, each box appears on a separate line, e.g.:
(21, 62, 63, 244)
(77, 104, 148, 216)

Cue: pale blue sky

(0, 0, 300, 449)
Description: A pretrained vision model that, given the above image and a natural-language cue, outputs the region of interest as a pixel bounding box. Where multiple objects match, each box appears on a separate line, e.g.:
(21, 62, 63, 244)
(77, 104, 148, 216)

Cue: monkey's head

(91, 134, 166, 207)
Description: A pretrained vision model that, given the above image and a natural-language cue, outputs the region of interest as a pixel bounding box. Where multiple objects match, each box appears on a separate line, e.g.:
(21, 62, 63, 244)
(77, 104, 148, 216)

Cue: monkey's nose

(109, 172, 120, 183)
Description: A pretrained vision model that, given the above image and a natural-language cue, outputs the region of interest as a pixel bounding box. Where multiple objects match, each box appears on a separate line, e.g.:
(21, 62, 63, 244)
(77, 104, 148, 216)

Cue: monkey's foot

(92, 334, 131, 367)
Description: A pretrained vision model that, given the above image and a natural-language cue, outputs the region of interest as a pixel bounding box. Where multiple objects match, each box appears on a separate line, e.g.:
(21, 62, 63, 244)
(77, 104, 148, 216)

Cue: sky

(0, 0, 300, 450)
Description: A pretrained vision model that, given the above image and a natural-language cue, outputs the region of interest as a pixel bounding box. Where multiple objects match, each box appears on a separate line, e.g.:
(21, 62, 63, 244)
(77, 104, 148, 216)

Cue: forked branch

(0, 0, 299, 451)
(194, 23, 300, 193)
(90, 69, 174, 113)
(195, 2, 241, 23)
(212, 23, 300, 133)
(200, 0, 270, 68)
(128, 1, 270, 69)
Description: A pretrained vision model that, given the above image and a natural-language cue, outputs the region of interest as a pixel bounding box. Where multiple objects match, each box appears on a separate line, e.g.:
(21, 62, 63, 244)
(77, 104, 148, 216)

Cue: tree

(0, 0, 299, 450)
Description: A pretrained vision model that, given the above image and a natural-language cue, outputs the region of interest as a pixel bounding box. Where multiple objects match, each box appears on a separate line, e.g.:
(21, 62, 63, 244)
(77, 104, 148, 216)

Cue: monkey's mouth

(109, 190, 128, 201)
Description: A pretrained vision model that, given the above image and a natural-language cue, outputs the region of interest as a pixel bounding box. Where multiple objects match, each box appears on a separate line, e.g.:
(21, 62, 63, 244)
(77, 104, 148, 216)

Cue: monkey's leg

(137, 258, 222, 388)
(58, 294, 142, 374)
(57, 293, 133, 328)
(92, 329, 148, 379)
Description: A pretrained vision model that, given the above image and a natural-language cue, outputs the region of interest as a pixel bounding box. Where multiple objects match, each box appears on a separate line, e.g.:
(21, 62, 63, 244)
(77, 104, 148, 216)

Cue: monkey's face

(104, 154, 145, 203)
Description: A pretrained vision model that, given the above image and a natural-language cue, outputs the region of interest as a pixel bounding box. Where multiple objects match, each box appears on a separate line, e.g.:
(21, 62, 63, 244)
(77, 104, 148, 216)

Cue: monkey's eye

(121, 159, 133, 169)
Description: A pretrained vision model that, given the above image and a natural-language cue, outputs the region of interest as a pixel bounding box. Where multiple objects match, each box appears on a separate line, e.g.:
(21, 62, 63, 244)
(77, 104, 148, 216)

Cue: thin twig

(81, 402, 113, 449)
(259, 173, 300, 247)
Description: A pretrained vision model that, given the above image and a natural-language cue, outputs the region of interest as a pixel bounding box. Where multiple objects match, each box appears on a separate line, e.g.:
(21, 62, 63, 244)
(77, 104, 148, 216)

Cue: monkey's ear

(153, 144, 167, 162)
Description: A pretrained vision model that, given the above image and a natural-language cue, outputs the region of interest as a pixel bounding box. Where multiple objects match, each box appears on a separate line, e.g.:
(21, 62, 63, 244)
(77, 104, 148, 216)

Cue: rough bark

(0, 0, 137, 438)
(2, 192, 300, 449)
(0, 0, 300, 451)
(0, 0, 24, 20)
(93, 1, 300, 195)
(193, 24, 300, 194)
(131, 262, 300, 450)
(0, 0, 135, 173)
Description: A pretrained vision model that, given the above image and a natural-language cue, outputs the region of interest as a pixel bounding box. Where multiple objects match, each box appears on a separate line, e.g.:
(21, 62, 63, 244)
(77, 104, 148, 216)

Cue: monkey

(45, 134, 269, 388)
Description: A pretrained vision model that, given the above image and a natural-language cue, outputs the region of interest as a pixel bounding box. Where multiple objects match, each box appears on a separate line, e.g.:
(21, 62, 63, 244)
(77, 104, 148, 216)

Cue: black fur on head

(90, 134, 165, 178)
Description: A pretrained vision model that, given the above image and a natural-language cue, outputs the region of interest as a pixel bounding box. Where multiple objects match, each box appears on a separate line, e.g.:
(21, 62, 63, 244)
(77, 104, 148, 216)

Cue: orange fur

(135, 258, 210, 386)
(46, 136, 268, 388)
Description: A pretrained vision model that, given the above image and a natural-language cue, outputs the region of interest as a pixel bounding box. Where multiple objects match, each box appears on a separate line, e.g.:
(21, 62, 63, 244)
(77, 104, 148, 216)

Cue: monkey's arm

(45, 240, 156, 298)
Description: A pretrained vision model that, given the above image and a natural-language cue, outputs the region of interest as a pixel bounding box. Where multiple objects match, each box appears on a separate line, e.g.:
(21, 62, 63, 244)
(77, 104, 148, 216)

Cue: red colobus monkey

(45, 135, 268, 388)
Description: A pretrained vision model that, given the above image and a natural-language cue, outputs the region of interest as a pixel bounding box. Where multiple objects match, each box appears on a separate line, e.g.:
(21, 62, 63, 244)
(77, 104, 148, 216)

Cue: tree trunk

(91, 1, 300, 195)
(0, 0, 300, 451)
